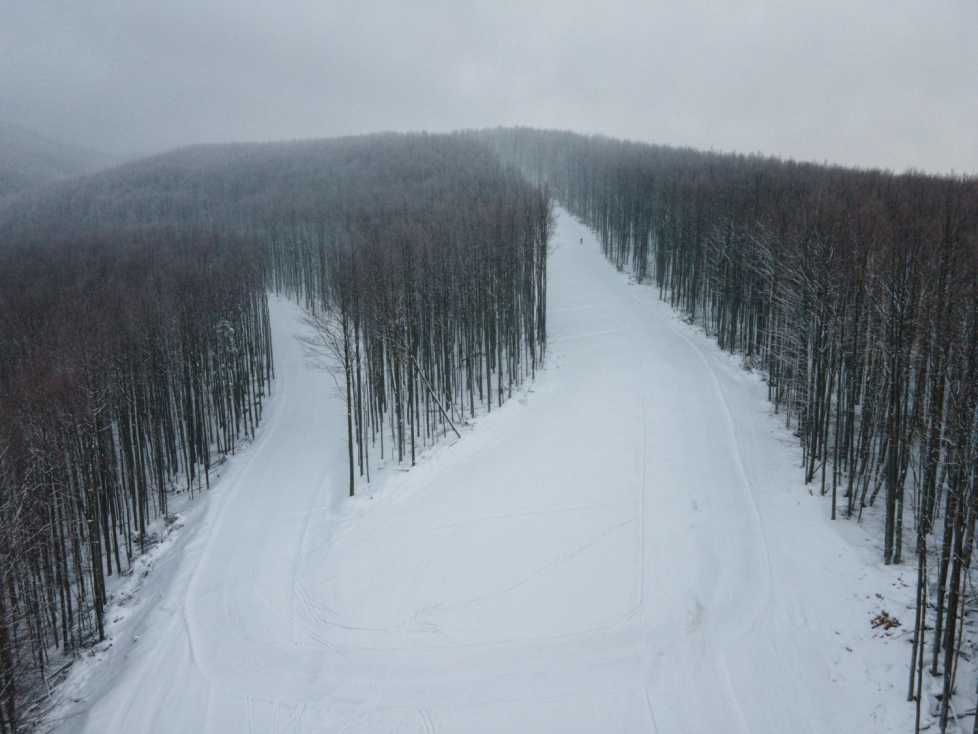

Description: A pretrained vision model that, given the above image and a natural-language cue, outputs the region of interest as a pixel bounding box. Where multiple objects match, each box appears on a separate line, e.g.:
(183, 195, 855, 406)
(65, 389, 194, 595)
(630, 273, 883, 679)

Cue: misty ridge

(1, 3, 977, 734)
(0, 121, 113, 199)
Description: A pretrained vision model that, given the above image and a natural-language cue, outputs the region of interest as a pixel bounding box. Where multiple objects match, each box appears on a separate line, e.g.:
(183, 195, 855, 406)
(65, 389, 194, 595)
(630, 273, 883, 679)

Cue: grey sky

(2, 0, 976, 173)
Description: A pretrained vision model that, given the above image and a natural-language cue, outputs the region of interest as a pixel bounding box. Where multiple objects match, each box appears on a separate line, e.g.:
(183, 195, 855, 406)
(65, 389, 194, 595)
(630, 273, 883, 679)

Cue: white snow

(52, 208, 917, 733)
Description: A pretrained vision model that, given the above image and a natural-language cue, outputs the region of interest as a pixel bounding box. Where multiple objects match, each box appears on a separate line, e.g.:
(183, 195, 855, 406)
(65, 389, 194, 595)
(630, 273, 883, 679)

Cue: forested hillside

(0, 133, 549, 731)
(482, 127, 978, 731)
(10, 123, 968, 731)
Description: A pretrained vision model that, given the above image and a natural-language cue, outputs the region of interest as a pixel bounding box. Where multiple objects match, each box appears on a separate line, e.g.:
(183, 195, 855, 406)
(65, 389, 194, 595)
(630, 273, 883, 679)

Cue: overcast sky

(2, 0, 976, 173)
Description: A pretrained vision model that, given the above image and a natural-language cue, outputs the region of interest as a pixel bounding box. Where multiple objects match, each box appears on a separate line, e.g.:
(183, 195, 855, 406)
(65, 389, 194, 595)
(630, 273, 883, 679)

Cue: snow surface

(52, 208, 917, 733)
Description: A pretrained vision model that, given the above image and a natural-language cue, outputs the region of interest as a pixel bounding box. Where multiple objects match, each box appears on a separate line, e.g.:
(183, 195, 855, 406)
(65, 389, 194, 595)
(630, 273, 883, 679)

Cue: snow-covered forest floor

(48, 208, 923, 733)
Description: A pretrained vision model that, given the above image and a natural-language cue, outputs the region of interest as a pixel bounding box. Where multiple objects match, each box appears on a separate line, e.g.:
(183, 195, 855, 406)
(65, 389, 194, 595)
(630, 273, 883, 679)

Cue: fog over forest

(2, 0, 976, 173)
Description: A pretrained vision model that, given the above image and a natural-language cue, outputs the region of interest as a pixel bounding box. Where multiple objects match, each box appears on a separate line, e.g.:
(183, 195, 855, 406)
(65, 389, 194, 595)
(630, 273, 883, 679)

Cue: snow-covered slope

(55, 208, 913, 733)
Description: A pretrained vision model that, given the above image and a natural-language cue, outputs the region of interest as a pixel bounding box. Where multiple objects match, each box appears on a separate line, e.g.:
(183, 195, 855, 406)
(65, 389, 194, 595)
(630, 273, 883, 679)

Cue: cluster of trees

(0, 229, 272, 730)
(0, 132, 550, 729)
(482, 127, 978, 732)
(265, 137, 551, 495)
(0, 133, 551, 498)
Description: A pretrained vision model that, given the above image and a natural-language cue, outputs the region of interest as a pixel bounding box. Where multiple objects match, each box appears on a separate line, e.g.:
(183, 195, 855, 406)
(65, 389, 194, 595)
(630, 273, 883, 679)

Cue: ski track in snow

(54, 208, 915, 733)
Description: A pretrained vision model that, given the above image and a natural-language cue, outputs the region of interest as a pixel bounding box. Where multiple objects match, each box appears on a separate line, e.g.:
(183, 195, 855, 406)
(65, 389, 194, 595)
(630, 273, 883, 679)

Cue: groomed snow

(53, 208, 915, 733)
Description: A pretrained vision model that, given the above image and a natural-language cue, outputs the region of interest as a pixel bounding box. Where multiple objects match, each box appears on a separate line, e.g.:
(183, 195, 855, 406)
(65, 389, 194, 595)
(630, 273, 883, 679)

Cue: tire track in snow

(418, 708, 435, 734)
(426, 518, 634, 614)
(549, 327, 628, 343)
(663, 315, 775, 636)
(643, 685, 661, 734)
(613, 265, 776, 640)
(600, 230, 831, 732)
(179, 313, 296, 689)
(569, 217, 780, 733)
(290, 457, 335, 645)
(429, 501, 617, 531)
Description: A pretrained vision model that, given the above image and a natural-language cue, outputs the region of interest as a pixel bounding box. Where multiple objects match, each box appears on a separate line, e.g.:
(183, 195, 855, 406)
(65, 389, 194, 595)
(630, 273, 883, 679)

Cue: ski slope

(58, 208, 912, 733)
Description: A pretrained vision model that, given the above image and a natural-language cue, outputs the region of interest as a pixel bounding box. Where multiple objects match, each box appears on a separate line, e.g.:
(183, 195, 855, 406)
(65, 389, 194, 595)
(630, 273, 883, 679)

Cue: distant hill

(0, 120, 113, 197)
(0, 133, 501, 241)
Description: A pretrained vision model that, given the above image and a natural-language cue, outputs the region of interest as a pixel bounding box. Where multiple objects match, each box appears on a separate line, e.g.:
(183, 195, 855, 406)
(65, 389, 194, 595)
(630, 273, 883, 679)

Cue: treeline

(0, 229, 271, 731)
(0, 132, 549, 729)
(482, 127, 978, 732)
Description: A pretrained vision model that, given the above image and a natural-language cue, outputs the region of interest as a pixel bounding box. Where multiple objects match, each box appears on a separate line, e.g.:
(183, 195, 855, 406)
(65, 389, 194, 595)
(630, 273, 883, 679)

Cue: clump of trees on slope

(266, 139, 551, 494)
(482, 127, 978, 732)
(0, 132, 549, 731)
(0, 228, 272, 731)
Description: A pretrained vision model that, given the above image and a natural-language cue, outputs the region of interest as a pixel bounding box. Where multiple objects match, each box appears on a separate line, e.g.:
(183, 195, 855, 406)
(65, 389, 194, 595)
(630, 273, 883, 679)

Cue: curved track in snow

(61, 209, 907, 733)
